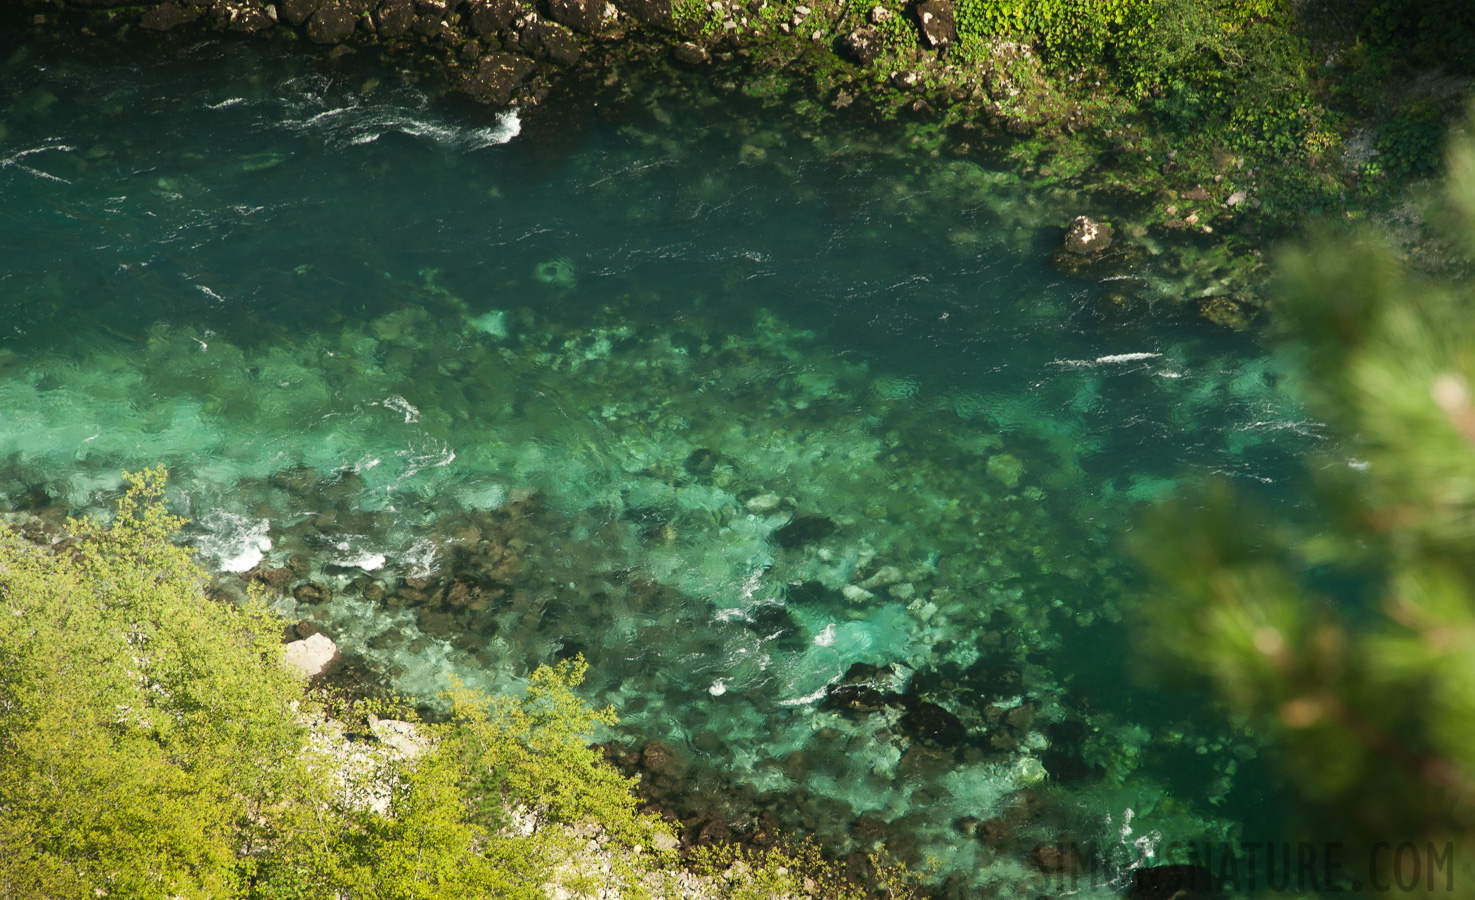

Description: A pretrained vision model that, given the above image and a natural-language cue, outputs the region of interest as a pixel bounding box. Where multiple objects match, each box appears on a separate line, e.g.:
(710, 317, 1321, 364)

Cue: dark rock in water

(826, 684, 891, 713)
(901, 700, 966, 747)
(280, 0, 325, 26)
(1195, 294, 1256, 330)
(841, 28, 882, 65)
(683, 447, 718, 476)
(1063, 215, 1114, 256)
(641, 740, 689, 779)
(851, 814, 892, 844)
(696, 818, 731, 845)
(413, 11, 449, 37)
(672, 41, 710, 65)
(547, 0, 611, 34)
(746, 603, 806, 650)
(785, 579, 842, 605)
(307, 2, 357, 41)
(468, 0, 520, 35)
(205, 0, 279, 32)
(293, 582, 332, 604)
(622, 504, 670, 539)
(523, 21, 582, 66)
(417, 607, 458, 638)
(140, 2, 205, 30)
(1129, 864, 1222, 900)
(915, 0, 955, 48)
(442, 572, 486, 609)
(976, 815, 1014, 848)
(251, 566, 294, 593)
(463, 52, 535, 105)
(773, 514, 835, 549)
(961, 658, 1023, 698)
(292, 619, 324, 640)
(1031, 842, 1085, 875)
(376, 0, 415, 36)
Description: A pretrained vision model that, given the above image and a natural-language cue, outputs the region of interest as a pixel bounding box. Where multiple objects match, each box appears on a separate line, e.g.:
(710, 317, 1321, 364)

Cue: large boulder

(213, 0, 279, 32)
(468, 0, 521, 35)
(522, 20, 581, 65)
(841, 27, 883, 65)
(611, 0, 668, 25)
(283, 632, 342, 679)
(281, 0, 325, 25)
(462, 52, 536, 104)
(307, 1, 358, 41)
(140, 2, 205, 30)
(914, 0, 954, 49)
(368, 713, 429, 759)
(375, 0, 415, 35)
(546, 0, 615, 34)
(1063, 215, 1114, 256)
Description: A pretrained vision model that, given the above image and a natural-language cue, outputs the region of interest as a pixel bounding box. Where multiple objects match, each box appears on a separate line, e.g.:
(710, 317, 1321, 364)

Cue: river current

(1, 17, 1319, 897)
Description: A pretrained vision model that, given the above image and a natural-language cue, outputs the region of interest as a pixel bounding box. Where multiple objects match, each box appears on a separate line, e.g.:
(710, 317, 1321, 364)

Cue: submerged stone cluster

(0, 259, 1287, 890)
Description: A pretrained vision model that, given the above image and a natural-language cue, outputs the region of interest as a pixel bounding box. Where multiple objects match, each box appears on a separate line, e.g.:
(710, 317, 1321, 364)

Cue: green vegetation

(1132, 117, 1475, 893)
(0, 467, 310, 900)
(0, 469, 919, 900)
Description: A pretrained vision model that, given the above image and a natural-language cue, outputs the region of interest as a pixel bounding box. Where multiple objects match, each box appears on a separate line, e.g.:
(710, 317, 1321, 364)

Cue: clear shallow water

(2, 20, 1319, 896)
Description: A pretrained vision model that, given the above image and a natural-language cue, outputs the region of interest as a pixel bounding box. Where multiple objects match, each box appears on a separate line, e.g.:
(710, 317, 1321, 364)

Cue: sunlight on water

(0, 30, 1319, 895)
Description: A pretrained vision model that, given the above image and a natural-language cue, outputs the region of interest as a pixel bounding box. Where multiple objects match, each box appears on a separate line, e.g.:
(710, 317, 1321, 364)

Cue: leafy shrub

(0, 469, 919, 900)
(953, 0, 1147, 68)
(1375, 96, 1446, 179)
(0, 468, 316, 900)
(1354, 0, 1475, 74)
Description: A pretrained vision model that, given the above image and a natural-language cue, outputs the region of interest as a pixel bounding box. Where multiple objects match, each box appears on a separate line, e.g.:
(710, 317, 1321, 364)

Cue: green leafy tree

(0, 469, 918, 900)
(0, 467, 318, 900)
(1133, 116, 1475, 895)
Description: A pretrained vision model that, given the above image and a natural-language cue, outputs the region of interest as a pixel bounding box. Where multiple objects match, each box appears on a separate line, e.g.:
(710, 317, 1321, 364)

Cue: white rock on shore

(283, 632, 341, 679)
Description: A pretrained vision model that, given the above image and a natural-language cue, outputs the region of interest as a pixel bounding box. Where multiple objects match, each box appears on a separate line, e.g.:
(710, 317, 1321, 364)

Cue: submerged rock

(1063, 215, 1114, 256)
(825, 684, 892, 713)
(672, 41, 710, 65)
(901, 700, 967, 748)
(1128, 864, 1222, 900)
(293, 581, 332, 604)
(773, 513, 835, 549)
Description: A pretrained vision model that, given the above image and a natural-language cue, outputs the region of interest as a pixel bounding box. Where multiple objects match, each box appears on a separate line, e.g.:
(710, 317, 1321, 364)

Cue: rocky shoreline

(45, 0, 1023, 115)
(29, 0, 1451, 330)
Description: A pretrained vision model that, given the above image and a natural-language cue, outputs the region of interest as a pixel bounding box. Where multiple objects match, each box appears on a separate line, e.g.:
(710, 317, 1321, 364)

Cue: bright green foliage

(0, 467, 316, 900)
(953, 0, 1148, 68)
(325, 661, 673, 900)
(0, 469, 917, 900)
(1133, 118, 1475, 894)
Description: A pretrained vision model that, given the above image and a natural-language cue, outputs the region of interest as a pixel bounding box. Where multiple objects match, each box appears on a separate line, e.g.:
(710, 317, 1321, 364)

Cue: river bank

(19, 0, 1473, 329)
(2, 5, 1468, 896)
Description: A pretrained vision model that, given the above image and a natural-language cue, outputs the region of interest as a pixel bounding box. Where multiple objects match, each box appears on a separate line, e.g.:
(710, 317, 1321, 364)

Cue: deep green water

(2, 17, 1321, 897)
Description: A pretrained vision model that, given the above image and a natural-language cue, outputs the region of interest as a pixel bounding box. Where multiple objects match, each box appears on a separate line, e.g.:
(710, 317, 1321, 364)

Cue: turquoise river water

(0, 16, 1323, 898)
